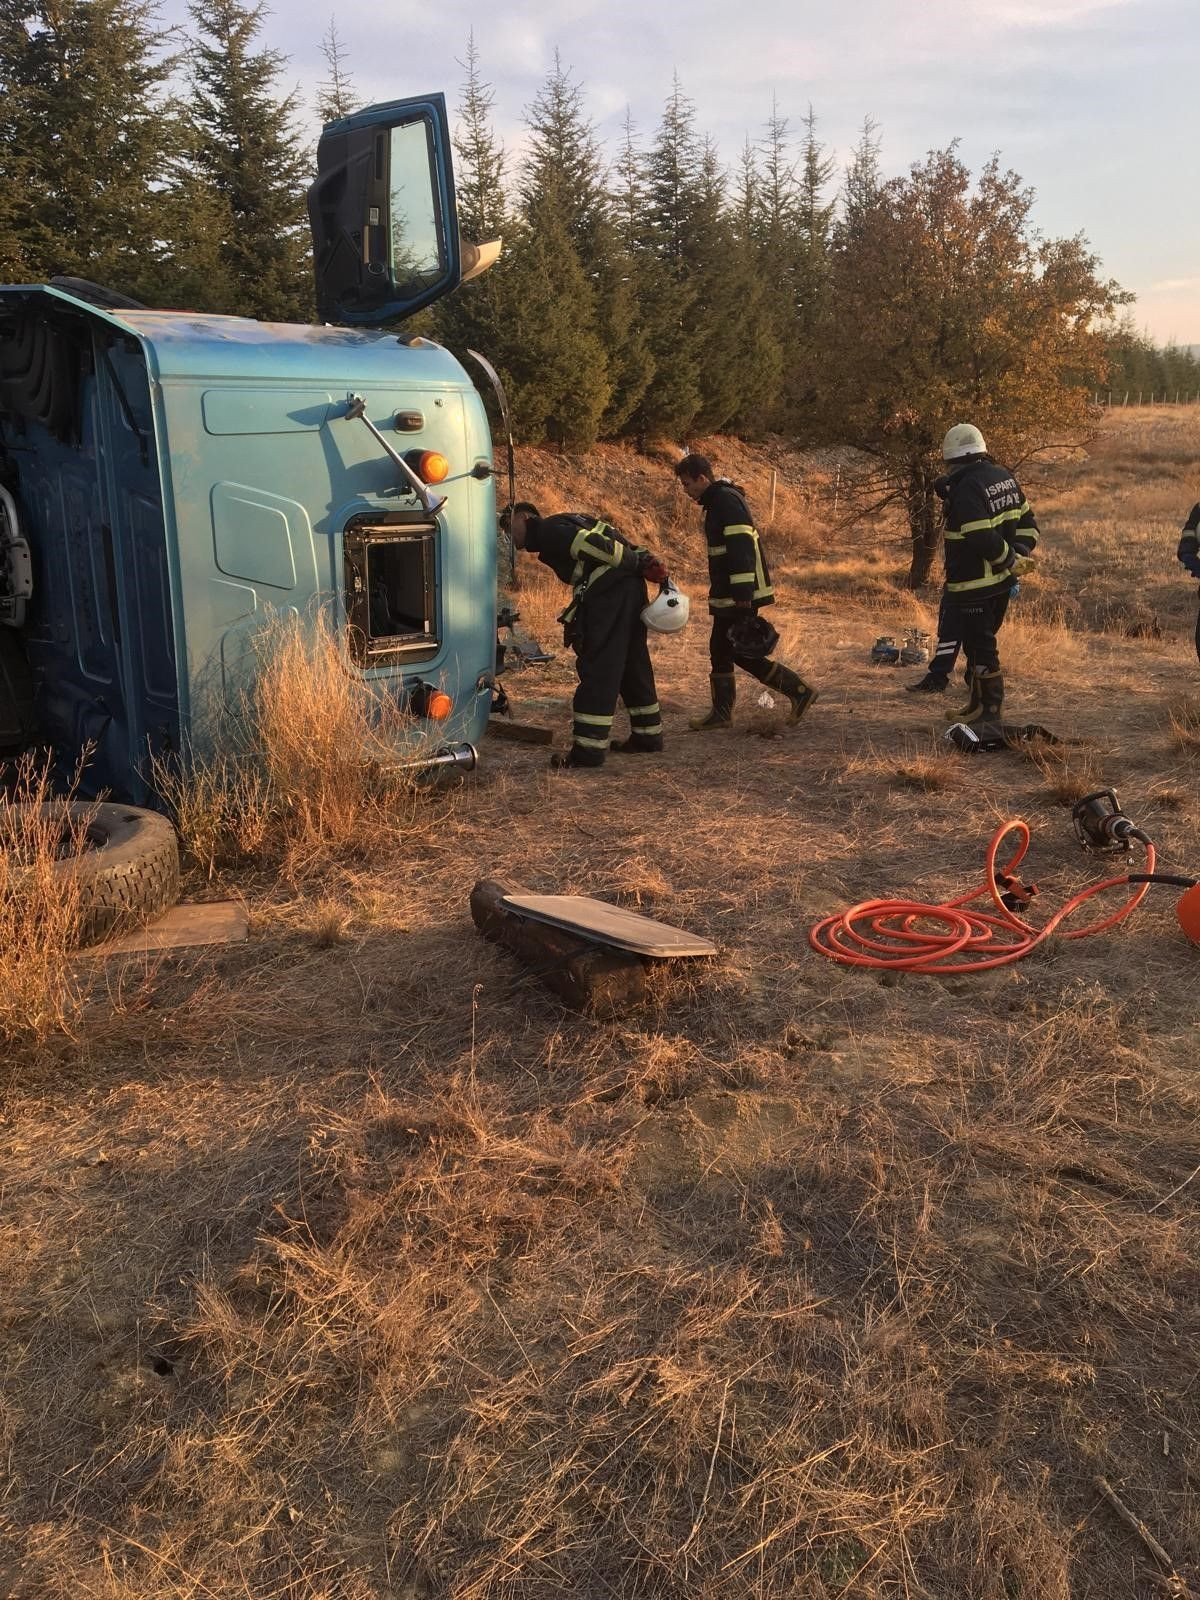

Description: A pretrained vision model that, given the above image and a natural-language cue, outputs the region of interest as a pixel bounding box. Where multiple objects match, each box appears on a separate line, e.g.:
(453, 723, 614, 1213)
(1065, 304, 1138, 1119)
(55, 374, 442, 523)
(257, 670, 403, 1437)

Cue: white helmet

(642, 578, 690, 634)
(942, 423, 987, 461)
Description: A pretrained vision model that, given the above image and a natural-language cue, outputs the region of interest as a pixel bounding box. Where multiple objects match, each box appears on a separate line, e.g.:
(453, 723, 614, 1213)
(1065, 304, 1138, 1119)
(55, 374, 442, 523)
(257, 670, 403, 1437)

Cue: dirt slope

(2, 409, 1199, 1600)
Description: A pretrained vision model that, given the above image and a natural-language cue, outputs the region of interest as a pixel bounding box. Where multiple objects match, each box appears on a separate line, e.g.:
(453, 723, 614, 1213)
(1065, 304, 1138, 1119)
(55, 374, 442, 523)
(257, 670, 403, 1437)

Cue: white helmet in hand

(942, 423, 987, 461)
(642, 578, 690, 634)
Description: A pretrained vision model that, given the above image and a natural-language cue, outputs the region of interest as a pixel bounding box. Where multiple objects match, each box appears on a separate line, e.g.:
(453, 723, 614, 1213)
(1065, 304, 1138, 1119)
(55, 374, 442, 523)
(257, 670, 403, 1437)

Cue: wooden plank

(486, 718, 555, 745)
(84, 901, 249, 957)
(471, 879, 647, 1015)
(502, 893, 717, 958)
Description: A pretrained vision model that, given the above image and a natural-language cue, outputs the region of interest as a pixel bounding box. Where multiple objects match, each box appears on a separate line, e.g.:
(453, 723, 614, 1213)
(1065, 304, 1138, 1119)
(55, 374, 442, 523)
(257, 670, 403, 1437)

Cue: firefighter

(1178, 501, 1200, 664)
(505, 501, 667, 770)
(936, 424, 1039, 724)
(673, 454, 817, 730)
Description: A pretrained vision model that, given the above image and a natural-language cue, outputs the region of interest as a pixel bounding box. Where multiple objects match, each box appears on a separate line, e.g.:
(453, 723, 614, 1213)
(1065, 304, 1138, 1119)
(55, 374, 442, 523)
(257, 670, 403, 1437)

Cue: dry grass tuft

(1168, 693, 1200, 754)
(0, 756, 93, 1047)
(156, 610, 433, 878)
(838, 734, 964, 793)
(1028, 742, 1102, 806)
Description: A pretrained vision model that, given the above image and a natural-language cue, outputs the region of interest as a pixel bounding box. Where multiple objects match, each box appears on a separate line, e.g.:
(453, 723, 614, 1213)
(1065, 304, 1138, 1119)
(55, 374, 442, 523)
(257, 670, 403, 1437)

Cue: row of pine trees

(0, 2, 1193, 458)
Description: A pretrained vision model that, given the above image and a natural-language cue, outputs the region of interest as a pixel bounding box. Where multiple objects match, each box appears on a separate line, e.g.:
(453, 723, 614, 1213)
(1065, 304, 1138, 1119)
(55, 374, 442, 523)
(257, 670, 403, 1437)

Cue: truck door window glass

(389, 120, 445, 293)
(344, 525, 438, 667)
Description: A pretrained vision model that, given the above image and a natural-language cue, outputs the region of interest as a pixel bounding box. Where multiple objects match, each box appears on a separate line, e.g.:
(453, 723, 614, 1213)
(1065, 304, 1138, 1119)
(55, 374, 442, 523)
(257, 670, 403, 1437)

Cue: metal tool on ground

(471, 879, 716, 1014)
(944, 721, 1059, 753)
(900, 630, 930, 665)
(484, 604, 556, 742)
(810, 801, 1200, 974)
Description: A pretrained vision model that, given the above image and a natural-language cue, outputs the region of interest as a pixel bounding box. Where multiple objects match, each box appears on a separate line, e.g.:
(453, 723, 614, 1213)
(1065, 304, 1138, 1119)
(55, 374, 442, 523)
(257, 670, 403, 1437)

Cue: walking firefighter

(1178, 500, 1200, 665)
(505, 502, 670, 770)
(935, 424, 1039, 725)
(673, 454, 818, 730)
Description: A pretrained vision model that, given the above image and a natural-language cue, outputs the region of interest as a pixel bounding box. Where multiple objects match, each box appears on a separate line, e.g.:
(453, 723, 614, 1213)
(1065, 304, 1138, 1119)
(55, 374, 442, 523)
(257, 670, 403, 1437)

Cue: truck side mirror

(307, 93, 462, 326)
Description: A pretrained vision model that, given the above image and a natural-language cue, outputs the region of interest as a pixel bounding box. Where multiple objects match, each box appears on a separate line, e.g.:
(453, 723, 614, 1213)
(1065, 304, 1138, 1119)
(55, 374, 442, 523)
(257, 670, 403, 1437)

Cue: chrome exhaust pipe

(383, 741, 478, 777)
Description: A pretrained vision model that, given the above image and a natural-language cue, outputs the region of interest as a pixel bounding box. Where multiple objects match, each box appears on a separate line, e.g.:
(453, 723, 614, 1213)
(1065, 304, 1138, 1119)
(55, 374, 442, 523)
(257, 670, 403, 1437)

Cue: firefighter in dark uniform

(936, 423, 1039, 724)
(673, 454, 817, 730)
(506, 501, 666, 770)
(1178, 501, 1200, 664)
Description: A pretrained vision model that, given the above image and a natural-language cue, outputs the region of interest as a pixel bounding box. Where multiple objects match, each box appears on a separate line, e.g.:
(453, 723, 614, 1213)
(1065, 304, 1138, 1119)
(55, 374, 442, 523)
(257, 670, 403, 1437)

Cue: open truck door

(308, 93, 470, 327)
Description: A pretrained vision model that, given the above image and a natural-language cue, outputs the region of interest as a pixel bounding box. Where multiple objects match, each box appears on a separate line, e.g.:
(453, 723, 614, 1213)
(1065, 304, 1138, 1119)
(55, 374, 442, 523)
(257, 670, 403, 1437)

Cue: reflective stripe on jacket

(525, 512, 645, 622)
(940, 457, 1039, 598)
(698, 480, 775, 612)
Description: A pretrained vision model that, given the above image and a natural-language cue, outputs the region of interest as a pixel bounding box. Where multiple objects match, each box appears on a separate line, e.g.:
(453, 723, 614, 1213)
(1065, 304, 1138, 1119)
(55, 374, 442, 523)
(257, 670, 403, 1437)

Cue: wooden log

(485, 717, 555, 745)
(470, 878, 647, 1015)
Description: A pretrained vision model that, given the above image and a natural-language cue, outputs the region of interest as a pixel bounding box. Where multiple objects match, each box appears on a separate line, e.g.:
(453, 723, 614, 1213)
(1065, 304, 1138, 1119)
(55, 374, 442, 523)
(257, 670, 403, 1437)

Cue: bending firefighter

(1178, 500, 1200, 665)
(935, 424, 1039, 724)
(674, 454, 818, 730)
(505, 502, 667, 770)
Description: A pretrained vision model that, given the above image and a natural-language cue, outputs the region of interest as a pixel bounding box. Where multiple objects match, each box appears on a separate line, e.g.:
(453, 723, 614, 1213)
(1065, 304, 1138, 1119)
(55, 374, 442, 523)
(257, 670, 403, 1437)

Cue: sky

(162, 0, 1199, 346)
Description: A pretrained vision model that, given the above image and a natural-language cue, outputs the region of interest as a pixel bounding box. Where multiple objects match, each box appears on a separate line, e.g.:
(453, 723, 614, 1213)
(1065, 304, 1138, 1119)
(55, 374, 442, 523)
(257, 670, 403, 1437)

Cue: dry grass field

(1, 407, 1199, 1599)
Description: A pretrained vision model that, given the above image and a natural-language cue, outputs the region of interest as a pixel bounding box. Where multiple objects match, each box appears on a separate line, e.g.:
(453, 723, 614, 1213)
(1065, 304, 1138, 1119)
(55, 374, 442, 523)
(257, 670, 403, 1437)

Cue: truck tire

(4, 802, 181, 945)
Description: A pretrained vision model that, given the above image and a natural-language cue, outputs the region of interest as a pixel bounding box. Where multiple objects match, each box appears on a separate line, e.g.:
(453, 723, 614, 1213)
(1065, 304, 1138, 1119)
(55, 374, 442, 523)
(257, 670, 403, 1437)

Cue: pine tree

(843, 115, 883, 232)
(0, 0, 181, 299)
(434, 34, 520, 385)
(505, 54, 613, 448)
(451, 30, 506, 243)
(796, 106, 835, 326)
(633, 75, 704, 438)
(505, 219, 611, 450)
(315, 16, 356, 125)
(184, 0, 313, 321)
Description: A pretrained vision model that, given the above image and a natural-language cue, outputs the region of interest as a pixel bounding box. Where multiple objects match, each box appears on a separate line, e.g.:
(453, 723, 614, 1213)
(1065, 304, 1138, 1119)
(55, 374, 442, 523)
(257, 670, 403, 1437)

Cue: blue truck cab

(0, 94, 502, 800)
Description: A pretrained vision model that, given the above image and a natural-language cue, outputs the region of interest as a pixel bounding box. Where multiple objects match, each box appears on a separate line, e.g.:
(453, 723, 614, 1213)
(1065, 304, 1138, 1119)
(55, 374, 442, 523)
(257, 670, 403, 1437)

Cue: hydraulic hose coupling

(1072, 789, 1151, 852)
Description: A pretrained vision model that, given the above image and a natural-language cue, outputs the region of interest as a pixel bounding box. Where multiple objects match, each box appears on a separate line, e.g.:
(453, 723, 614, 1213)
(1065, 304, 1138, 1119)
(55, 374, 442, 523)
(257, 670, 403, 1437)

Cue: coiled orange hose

(809, 819, 1156, 974)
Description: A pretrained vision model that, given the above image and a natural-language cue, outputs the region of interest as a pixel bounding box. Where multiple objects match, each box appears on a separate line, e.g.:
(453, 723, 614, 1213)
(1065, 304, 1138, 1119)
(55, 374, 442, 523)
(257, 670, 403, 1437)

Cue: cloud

(987, 0, 1132, 24)
(1149, 277, 1200, 295)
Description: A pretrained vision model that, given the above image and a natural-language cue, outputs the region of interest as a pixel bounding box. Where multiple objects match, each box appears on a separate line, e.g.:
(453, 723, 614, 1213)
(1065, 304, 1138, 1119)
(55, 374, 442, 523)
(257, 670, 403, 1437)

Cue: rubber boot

(905, 671, 950, 694)
(764, 662, 819, 724)
(978, 670, 1004, 722)
(610, 734, 664, 755)
(550, 746, 606, 770)
(947, 671, 983, 723)
(688, 672, 735, 731)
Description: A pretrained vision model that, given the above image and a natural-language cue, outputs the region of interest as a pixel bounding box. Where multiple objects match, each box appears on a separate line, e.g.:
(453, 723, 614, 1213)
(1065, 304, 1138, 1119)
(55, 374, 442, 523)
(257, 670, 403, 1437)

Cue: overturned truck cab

(0, 92, 500, 801)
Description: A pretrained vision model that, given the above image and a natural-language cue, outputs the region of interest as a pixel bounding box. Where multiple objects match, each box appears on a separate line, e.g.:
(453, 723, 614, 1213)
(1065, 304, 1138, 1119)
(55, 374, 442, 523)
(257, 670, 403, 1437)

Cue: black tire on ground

(5, 802, 181, 945)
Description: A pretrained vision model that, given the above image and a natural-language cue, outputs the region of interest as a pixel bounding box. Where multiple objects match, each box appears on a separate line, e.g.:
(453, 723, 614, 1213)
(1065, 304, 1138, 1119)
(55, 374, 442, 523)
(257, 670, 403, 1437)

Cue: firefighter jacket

(524, 513, 646, 624)
(698, 480, 775, 613)
(938, 457, 1039, 599)
(1178, 504, 1200, 578)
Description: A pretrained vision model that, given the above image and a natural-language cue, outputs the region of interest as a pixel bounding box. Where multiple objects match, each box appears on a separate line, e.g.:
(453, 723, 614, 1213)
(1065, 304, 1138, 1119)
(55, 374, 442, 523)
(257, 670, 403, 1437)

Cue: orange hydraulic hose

(809, 819, 1157, 975)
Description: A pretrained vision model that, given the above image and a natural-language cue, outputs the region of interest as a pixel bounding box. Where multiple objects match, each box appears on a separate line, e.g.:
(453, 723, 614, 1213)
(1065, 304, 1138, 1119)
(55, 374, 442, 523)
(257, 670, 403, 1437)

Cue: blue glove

(1182, 554, 1200, 579)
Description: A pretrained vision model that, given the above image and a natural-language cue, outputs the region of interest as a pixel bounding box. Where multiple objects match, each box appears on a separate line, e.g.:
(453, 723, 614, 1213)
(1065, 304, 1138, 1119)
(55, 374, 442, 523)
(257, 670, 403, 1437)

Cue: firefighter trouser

(569, 577, 661, 765)
(1194, 589, 1200, 665)
(941, 589, 1012, 676)
(709, 611, 786, 683)
(927, 594, 961, 678)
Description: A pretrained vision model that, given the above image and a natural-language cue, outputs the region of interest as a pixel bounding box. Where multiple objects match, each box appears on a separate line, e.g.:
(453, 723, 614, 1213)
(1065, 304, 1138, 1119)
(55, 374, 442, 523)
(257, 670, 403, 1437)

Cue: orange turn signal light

(412, 681, 453, 721)
(407, 449, 450, 484)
